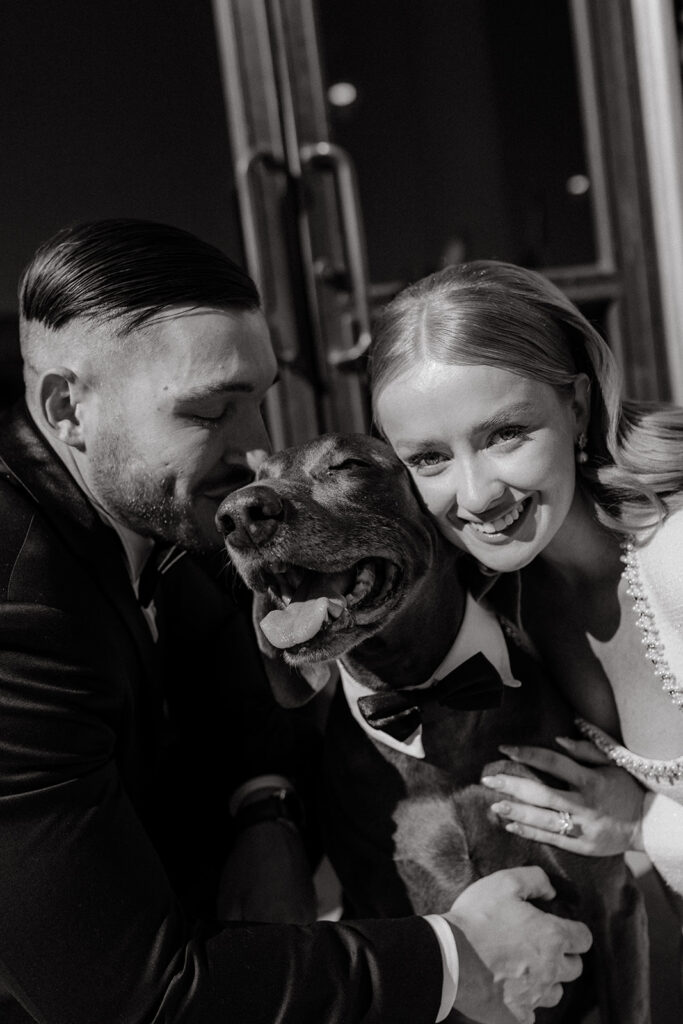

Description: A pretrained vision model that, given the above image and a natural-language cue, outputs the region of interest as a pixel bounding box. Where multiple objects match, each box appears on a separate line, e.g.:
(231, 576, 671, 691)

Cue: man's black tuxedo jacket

(0, 404, 441, 1024)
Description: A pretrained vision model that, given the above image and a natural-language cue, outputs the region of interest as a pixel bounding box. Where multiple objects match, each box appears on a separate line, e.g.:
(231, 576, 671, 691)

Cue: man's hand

(443, 866, 592, 1024)
(216, 820, 317, 924)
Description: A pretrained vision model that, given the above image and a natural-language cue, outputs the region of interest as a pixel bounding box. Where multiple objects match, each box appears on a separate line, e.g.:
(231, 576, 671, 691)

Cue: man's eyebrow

(173, 371, 280, 405)
(172, 381, 256, 403)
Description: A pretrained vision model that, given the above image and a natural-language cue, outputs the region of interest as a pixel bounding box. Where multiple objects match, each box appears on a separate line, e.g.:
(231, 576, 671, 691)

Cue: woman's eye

(405, 451, 447, 472)
(488, 424, 528, 446)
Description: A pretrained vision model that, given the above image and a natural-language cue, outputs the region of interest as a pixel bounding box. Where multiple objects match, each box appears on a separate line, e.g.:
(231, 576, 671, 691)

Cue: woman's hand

(481, 737, 646, 856)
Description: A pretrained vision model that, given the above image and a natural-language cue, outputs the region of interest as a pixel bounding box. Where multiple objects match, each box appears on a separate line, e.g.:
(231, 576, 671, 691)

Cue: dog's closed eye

(328, 458, 372, 472)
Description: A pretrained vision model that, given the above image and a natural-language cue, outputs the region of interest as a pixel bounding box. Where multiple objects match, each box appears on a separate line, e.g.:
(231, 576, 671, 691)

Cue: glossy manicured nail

(505, 822, 522, 834)
(499, 745, 519, 758)
(490, 801, 511, 816)
(481, 775, 505, 789)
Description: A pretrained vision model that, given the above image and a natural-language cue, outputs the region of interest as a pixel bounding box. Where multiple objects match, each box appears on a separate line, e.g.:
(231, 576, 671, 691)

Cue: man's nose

(216, 484, 286, 548)
(221, 406, 272, 467)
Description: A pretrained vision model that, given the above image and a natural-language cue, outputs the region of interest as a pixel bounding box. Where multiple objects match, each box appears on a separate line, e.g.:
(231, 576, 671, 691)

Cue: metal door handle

(299, 141, 372, 366)
(235, 146, 287, 288)
(236, 147, 299, 364)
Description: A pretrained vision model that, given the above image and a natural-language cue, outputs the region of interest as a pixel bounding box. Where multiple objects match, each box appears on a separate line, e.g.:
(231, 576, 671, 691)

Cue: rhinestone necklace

(576, 717, 683, 783)
(621, 538, 683, 710)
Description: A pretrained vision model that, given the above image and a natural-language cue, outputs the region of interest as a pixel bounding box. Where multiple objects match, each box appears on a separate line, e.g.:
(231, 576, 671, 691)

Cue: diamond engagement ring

(556, 810, 574, 836)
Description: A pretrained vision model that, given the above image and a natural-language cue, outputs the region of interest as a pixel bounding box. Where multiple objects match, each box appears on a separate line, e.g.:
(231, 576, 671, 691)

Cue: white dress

(576, 509, 683, 901)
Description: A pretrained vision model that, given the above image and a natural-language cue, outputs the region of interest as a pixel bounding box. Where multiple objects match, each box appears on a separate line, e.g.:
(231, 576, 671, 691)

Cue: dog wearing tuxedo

(217, 432, 649, 1023)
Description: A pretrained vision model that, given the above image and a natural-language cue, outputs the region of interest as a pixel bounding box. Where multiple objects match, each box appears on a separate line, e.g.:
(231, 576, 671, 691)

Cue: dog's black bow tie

(356, 652, 504, 742)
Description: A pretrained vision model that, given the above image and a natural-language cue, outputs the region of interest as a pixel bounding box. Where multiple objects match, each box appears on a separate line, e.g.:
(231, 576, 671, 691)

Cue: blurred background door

(213, 0, 683, 448)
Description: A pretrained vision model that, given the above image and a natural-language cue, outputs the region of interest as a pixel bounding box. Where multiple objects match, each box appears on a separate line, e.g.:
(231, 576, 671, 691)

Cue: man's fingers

(558, 918, 593, 954)
(498, 865, 556, 902)
(536, 983, 564, 1009)
(507, 1012, 534, 1024)
(556, 953, 585, 983)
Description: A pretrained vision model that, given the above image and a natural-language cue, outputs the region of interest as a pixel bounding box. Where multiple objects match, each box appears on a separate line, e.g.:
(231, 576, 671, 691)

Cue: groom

(0, 219, 591, 1023)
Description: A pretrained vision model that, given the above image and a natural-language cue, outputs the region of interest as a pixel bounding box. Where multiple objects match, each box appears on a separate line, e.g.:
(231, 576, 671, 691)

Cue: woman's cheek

(419, 479, 456, 528)
(410, 475, 447, 518)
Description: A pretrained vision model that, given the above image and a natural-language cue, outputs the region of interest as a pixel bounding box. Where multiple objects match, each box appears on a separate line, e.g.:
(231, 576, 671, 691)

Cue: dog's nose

(216, 485, 285, 547)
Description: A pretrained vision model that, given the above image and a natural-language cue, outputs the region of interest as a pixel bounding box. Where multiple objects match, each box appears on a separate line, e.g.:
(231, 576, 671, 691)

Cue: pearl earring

(576, 432, 588, 465)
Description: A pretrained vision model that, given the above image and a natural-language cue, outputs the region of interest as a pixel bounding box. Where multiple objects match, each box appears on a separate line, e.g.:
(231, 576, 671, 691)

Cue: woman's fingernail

(505, 822, 522, 834)
(481, 775, 505, 789)
(490, 801, 511, 816)
(499, 745, 518, 758)
(556, 736, 573, 747)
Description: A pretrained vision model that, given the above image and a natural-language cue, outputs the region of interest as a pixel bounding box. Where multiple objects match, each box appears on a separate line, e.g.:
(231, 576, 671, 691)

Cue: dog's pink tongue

(261, 598, 332, 649)
(260, 571, 350, 649)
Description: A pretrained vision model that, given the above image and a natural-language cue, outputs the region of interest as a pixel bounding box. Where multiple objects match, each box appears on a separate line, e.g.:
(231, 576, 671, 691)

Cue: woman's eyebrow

(391, 400, 538, 450)
(390, 435, 442, 451)
(475, 400, 536, 433)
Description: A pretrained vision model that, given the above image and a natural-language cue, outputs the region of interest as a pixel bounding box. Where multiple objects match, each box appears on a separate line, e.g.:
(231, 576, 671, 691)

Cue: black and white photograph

(1, 2, 683, 1022)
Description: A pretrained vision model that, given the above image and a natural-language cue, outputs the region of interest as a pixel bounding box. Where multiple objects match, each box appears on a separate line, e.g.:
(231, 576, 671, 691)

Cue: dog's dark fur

(218, 433, 650, 1024)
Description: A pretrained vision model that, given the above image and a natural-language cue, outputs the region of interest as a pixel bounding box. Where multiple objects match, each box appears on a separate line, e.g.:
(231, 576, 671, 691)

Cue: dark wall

(0, 0, 241, 404)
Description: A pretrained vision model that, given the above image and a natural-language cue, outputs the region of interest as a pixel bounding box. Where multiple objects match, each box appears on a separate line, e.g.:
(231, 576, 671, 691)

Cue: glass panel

(317, 0, 596, 292)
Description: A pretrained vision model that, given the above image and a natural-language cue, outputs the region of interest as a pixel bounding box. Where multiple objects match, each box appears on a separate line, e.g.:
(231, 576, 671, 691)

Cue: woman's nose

(447, 461, 506, 519)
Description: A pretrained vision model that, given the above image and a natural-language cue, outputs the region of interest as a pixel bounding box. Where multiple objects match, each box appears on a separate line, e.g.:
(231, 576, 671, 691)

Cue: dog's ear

(252, 595, 331, 708)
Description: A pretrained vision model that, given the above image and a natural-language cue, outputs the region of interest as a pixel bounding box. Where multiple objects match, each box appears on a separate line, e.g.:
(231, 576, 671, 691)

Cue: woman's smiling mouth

(464, 497, 531, 539)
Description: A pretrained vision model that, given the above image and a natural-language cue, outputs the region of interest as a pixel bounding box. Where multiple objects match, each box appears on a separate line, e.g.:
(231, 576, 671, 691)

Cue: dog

(217, 432, 650, 1023)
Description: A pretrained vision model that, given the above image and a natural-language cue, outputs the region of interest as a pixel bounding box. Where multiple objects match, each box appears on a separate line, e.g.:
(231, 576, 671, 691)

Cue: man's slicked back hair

(19, 219, 260, 333)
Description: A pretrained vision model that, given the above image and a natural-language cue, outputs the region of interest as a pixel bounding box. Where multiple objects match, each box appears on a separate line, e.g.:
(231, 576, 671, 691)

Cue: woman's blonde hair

(370, 260, 683, 536)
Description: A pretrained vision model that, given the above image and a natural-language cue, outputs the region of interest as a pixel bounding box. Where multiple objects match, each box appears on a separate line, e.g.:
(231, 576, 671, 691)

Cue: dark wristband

(233, 788, 304, 833)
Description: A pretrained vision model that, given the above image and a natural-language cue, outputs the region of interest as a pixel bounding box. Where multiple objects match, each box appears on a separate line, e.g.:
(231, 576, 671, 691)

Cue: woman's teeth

(469, 499, 526, 535)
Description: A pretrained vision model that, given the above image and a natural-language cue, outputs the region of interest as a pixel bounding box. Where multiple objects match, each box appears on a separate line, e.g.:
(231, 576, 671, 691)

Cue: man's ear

(571, 373, 591, 433)
(39, 368, 87, 450)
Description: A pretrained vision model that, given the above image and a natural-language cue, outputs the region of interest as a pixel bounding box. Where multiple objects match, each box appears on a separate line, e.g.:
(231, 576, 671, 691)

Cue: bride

(369, 258, 683, 920)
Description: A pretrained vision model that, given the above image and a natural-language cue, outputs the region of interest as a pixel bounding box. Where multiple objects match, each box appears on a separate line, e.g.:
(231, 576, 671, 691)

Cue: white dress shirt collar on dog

(340, 593, 521, 759)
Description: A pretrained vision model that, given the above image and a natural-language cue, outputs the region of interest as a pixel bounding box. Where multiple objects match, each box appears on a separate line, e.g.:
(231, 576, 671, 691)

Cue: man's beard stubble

(88, 430, 214, 554)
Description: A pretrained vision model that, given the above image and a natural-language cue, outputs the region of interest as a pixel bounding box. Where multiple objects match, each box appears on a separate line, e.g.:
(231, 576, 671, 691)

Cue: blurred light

(327, 82, 357, 107)
(566, 174, 590, 196)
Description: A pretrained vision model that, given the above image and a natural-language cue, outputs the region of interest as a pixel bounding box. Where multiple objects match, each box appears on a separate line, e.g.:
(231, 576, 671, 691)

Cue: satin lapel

(0, 403, 159, 680)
